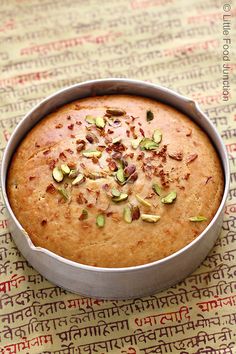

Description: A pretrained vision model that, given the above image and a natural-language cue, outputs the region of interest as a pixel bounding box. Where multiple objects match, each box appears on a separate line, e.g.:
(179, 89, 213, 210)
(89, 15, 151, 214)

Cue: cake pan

(1, 79, 230, 299)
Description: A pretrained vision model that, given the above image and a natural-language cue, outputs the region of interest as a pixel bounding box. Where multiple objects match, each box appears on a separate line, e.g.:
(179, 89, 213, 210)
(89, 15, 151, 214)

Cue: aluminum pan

(1, 79, 230, 299)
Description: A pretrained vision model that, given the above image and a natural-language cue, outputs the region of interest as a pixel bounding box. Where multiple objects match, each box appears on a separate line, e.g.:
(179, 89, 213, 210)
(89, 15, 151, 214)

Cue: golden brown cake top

(7, 95, 224, 267)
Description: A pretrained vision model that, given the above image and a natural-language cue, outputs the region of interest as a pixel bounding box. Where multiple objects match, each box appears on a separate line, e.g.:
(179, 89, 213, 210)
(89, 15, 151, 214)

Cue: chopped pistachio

(146, 110, 154, 122)
(123, 206, 132, 223)
(116, 168, 126, 185)
(161, 191, 177, 204)
(127, 171, 138, 184)
(79, 209, 88, 221)
(189, 216, 207, 222)
(95, 116, 106, 129)
(58, 187, 69, 200)
(112, 193, 128, 203)
(68, 169, 78, 179)
(135, 194, 152, 208)
(112, 137, 121, 144)
(85, 115, 96, 124)
(124, 164, 136, 178)
(140, 138, 158, 151)
(86, 171, 107, 179)
(153, 129, 162, 144)
(86, 132, 98, 143)
(72, 173, 85, 186)
(107, 117, 122, 128)
(116, 159, 125, 169)
(52, 167, 64, 183)
(131, 137, 142, 149)
(111, 188, 121, 197)
(96, 214, 105, 228)
(82, 149, 102, 158)
(141, 214, 160, 223)
(131, 205, 140, 220)
(106, 107, 126, 116)
(61, 164, 70, 175)
(108, 160, 118, 172)
(152, 183, 162, 196)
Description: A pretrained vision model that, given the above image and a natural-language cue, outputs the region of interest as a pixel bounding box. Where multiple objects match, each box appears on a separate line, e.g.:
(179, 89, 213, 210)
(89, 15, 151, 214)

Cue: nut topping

(189, 216, 207, 222)
(131, 137, 142, 149)
(152, 183, 162, 196)
(161, 191, 177, 204)
(106, 107, 126, 116)
(131, 205, 140, 220)
(82, 149, 102, 158)
(96, 214, 105, 228)
(140, 138, 158, 151)
(141, 214, 160, 223)
(86, 132, 98, 144)
(146, 110, 154, 122)
(112, 193, 128, 203)
(123, 206, 132, 223)
(58, 187, 70, 200)
(61, 164, 70, 175)
(124, 164, 136, 178)
(95, 117, 106, 129)
(52, 167, 64, 183)
(72, 174, 85, 186)
(135, 194, 152, 208)
(79, 209, 88, 221)
(85, 115, 96, 124)
(111, 188, 121, 197)
(153, 129, 162, 144)
(115, 168, 126, 185)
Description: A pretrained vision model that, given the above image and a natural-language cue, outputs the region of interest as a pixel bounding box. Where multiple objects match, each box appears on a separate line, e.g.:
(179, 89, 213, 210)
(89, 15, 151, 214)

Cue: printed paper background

(0, 0, 235, 353)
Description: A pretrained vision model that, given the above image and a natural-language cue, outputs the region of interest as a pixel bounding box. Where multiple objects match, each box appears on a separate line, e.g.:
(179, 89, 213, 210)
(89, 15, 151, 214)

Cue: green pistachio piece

(123, 206, 132, 223)
(95, 116, 106, 129)
(116, 160, 124, 169)
(85, 115, 96, 124)
(52, 167, 64, 183)
(146, 110, 154, 122)
(111, 188, 121, 197)
(140, 138, 158, 151)
(79, 209, 88, 221)
(106, 107, 126, 116)
(152, 183, 162, 196)
(82, 149, 102, 158)
(116, 168, 126, 184)
(72, 173, 85, 186)
(131, 205, 140, 220)
(60, 164, 70, 175)
(135, 194, 152, 208)
(189, 216, 207, 222)
(107, 117, 122, 128)
(161, 191, 177, 204)
(68, 169, 78, 179)
(131, 137, 142, 149)
(86, 171, 107, 179)
(96, 214, 105, 228)
(112, 137, 121, 144)
(58, 187, 69, 200)
(141, 214, 160, 223)
(153, 129, 162, 144)
(112, 193, 128, 203)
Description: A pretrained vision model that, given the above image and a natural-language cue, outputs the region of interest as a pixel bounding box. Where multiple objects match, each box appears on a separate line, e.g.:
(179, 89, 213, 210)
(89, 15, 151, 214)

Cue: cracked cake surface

(7, 95, 224, 267)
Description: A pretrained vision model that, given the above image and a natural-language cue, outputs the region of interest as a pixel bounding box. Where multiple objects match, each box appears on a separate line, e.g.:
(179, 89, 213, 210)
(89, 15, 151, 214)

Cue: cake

(7, 95, 224, 267)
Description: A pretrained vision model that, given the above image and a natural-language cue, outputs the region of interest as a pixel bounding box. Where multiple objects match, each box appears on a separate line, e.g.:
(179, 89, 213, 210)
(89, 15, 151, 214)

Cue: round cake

(7, 95, 224, 268)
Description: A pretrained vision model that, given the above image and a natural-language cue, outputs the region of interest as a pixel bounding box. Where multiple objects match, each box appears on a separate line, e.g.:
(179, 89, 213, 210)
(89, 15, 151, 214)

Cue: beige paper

(0, 0, 236, 353)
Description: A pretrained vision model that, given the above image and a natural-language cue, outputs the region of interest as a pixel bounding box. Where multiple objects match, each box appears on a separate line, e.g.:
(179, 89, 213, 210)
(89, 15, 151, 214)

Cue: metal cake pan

(1, 79, 230, 299)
